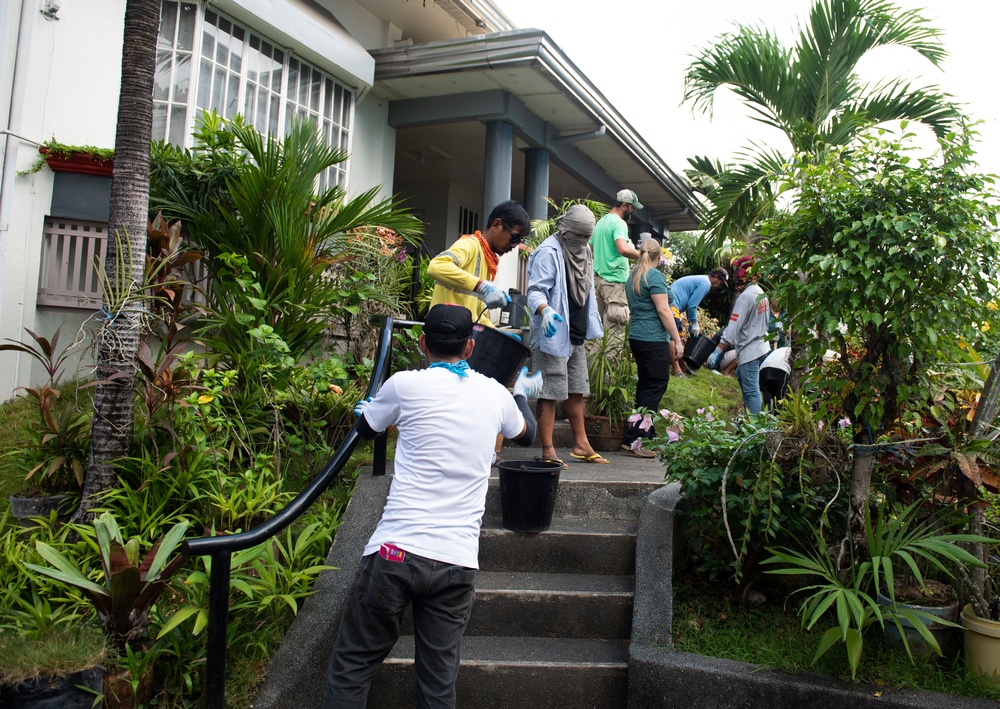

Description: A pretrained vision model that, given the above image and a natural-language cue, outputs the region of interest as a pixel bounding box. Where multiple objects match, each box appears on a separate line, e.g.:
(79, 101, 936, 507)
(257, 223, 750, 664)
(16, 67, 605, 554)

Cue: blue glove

(540, 306, 564, 338)
(500, 330, 522, 342)
(689, 322, 700, 338)
(353, 397, 372, 417)
(708, 346, 724, 371)
(513, 366, 543, 399)
(474, 281, 511, 309)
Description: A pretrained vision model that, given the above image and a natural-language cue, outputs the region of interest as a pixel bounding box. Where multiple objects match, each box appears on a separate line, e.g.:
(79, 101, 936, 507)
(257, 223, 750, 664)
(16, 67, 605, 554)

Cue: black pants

(623, 339, 671, 446)
(323, 551, 477, 708)
(759, 367, 789, 412)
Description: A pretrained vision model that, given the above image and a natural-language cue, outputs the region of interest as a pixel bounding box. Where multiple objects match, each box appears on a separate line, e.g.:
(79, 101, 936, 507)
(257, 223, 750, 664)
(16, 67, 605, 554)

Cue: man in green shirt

(590, 189, 643, 335)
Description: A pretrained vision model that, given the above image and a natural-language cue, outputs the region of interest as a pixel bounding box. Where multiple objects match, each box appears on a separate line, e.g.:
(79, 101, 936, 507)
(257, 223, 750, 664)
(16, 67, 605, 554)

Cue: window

(154, 2, 354, 188)
(459, 205, 481, 236)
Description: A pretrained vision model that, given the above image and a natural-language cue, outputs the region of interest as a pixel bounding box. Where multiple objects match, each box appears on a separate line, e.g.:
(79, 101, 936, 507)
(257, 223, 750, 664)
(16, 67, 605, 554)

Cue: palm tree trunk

(74, 0, 158, 521)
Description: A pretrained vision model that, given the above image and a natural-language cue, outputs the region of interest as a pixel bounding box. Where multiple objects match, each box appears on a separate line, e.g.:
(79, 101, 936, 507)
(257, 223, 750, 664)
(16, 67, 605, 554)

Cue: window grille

(154, 1, 354, 189)
(459, 205, 480, 236)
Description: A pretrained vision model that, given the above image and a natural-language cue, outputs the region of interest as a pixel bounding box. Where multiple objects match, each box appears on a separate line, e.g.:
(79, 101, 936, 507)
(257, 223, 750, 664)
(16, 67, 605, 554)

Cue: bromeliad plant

(26, 511, 189, 649)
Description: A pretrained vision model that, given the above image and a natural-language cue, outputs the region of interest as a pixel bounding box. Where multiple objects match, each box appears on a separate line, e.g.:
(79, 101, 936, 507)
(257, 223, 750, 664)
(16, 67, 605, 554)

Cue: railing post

(205, 550, 232, 709)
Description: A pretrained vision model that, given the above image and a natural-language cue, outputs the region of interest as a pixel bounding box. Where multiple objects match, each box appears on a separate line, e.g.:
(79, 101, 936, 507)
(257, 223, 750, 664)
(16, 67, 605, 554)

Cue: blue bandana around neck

(429, 360, 470, 378)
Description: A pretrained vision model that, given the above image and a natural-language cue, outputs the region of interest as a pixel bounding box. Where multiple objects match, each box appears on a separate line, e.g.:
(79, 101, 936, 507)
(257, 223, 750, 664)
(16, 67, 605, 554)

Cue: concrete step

(479, 516, 637, 575)
(486, 476, 661, 520)
(367, 635, 629, 709)
(398, 571, 634, 639)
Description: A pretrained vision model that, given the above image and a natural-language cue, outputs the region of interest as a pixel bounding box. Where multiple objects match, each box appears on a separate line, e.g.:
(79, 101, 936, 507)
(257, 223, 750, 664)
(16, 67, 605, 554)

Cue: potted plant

(584, 330, 636, 449)
(961, 489, 1000, 682)
(763, 500, 989, 679)
(25, 512, 190, 706)
(37, 139, 114, 176)
(1, 328, 91, 524)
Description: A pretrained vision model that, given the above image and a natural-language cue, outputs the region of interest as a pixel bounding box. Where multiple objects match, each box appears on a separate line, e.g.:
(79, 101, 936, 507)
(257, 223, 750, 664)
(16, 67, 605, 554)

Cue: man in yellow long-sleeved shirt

(428, 200, 532, 326)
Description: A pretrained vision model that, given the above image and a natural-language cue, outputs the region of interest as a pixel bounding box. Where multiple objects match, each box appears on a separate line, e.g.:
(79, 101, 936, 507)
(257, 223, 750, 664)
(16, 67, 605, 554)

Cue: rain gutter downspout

(0, 0, 36, 390)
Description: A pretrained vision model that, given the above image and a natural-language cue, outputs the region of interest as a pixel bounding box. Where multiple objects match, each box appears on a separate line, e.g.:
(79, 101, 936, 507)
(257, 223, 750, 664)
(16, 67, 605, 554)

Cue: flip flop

(536, 456, 568, 470)
(569, 452, 610, 464)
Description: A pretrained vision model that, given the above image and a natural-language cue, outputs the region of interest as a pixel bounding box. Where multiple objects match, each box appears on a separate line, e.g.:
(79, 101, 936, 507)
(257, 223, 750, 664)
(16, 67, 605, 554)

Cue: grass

(0, 625, 106, 684)
(672, 581, 1000, 700)
(667, 363, 743, 419)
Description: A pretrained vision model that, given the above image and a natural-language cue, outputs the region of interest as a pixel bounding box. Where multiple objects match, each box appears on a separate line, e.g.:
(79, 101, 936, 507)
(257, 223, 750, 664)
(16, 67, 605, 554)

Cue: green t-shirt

(625, 267, 670, 342)
(590, 213, 630, 283)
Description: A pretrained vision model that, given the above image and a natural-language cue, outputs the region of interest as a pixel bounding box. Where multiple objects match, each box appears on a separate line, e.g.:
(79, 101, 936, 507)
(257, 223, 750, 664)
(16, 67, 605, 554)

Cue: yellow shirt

(428, 236, 495, 327)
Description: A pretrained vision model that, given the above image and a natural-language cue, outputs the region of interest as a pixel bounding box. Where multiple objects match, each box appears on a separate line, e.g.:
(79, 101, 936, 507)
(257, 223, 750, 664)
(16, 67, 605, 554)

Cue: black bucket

(467, 323, 531, 386)
(497, 459, 561, 533)
(682, 331, 721, 371)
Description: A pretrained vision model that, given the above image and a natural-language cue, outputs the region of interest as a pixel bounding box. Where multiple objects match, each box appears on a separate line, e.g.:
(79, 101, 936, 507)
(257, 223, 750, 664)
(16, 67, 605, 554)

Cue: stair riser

(479, 530, 636, 574)
(399, 592, 633, 639)
(368, 662, 628, 709)
(485, 481, 656, 521)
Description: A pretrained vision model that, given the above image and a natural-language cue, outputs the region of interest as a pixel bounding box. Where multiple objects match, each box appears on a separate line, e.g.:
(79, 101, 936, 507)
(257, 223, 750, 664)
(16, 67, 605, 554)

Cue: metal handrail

(182, 316, 412, 708)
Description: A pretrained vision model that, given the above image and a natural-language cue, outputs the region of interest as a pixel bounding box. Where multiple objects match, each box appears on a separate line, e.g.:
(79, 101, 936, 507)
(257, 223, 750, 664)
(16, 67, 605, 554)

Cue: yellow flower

(983, 321, 991, 333)
(197, 394, 215, 404)
(989, 301, 998, 311)
(958, 338, 968, 350)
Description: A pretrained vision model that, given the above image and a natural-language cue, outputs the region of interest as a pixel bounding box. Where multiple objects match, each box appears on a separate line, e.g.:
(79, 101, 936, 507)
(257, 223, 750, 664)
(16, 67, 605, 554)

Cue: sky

(495, 0, 1000, 185)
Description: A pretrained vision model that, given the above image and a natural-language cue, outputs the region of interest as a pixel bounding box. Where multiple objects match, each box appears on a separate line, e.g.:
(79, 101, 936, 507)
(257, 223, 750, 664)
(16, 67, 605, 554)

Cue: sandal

(568, 452, 610, 464)
(535, 456, 568, 470)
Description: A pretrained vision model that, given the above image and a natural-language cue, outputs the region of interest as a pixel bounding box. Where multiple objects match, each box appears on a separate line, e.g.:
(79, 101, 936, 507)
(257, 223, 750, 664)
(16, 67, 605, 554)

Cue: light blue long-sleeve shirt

(526, 236, 603, 356)
(668, 275, 712, 324)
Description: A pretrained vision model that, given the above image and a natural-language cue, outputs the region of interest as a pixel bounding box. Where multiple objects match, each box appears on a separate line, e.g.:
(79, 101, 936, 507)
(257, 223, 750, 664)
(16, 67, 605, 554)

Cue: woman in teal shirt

(622, 238, 684, 456)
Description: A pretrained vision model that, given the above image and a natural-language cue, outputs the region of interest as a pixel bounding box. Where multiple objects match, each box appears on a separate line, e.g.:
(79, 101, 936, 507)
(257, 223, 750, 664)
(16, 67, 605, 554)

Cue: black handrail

(183, 316, 413, 708)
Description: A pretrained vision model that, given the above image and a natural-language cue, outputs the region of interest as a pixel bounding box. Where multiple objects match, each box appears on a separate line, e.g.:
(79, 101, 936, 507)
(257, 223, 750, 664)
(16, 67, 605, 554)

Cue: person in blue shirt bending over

(668, 267, 729, 375)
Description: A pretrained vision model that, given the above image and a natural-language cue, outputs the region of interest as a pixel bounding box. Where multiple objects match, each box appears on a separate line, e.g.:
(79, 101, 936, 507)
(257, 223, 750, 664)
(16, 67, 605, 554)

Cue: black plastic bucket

(467, 323, 531, 386)
(497, 459, 561, 533)
(682, 331, 721, 371)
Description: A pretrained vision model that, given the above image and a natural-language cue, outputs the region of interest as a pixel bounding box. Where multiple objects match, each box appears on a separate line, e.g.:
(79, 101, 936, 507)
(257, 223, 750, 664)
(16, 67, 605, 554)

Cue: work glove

(540, 306, 564, 338)
(474, 281, 511, 309)
(708, 346, 725, 371)
(353, 397, 372, 417)
(689, 322, 700, 339)
(513, 366, 543, 400)
(500, 330, 522, 342)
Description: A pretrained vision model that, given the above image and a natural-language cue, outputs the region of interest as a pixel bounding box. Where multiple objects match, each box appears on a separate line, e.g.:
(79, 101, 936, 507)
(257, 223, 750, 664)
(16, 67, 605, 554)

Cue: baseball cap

(424, 303, 473, 340)
(615, 189, 643, 210)
(709, 267, 729, 282)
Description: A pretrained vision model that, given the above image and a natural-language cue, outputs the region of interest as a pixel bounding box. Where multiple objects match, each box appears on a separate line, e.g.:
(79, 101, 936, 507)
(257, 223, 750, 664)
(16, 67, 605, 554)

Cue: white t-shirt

(761, 347, 791, 374)
(361, 367, 525, 569)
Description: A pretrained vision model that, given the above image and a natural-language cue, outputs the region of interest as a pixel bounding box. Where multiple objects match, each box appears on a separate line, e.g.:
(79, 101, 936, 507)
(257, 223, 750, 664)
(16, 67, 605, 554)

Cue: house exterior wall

(0, 0, 407, 401)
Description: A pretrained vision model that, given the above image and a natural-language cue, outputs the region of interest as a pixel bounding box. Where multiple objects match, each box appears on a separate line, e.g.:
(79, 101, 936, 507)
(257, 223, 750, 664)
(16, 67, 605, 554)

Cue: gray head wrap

(554, 204, 596, 307)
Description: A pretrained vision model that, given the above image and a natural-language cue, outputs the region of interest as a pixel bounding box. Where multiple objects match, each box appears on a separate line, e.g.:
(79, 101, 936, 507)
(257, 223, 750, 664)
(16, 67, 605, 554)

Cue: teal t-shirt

(625, 268, 670, 342)
(590, 213, 630, 283)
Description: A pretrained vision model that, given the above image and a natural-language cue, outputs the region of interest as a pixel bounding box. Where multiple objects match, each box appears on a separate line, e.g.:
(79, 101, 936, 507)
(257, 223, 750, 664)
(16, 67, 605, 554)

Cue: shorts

(532, 344, 590, 401)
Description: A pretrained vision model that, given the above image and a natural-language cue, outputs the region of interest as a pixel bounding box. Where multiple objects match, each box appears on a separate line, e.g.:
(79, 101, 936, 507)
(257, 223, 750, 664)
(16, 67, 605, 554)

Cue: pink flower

(696, 408, 705, 415)
(838, 417, 851, 429)
(667, 430, 680, 444)
(639, 414, 653, 432)
(818, 421, 825, 432)
(630, 439, 644, 451)
(705, 413, 714, 422)
(628, 412, 643, 424)
(396, 249, 408, 263)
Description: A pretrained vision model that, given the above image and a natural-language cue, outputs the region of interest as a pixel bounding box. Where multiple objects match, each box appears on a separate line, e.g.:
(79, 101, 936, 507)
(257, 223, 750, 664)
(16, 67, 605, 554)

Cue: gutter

(373, 29, 701, 222)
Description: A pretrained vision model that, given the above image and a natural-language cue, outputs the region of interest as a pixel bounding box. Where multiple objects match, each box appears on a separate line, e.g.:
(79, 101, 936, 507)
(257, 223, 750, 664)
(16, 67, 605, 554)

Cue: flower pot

(583, 414, 624, 452)
(39, 147, 113, 176)
(2, 666, 103, 708)
(962, 605, 1000, 683)
(878, 590, 960, 659)
(8, 494, 75, 528)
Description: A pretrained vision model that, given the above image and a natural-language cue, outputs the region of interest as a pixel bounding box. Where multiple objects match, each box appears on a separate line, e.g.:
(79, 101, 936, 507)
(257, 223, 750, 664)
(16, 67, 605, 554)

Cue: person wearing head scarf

(621, 238, 684, 456)
(526, 204, 608, 465)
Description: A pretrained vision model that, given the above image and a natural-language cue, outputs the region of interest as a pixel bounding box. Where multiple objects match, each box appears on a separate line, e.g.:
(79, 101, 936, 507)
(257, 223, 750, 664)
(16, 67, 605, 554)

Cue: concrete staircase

(365, 426, 663, 708)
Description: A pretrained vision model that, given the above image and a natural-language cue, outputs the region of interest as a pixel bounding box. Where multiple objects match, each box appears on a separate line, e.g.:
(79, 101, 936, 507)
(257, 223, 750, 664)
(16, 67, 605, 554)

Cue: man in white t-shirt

(323, 303, 542, 708)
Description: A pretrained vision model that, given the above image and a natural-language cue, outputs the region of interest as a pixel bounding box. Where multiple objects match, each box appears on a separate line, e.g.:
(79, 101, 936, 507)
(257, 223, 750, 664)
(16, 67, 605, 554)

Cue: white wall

(351, 94, 395, 202)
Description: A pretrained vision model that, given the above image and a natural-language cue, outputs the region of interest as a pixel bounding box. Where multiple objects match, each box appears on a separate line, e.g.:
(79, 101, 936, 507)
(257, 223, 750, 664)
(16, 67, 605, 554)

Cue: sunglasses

(502, 220, 529, 245)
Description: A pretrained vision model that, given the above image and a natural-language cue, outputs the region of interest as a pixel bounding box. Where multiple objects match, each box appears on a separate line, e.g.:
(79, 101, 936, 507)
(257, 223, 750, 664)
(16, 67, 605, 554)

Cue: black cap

(709, 267, 729, 282)
(424, 303, 473, 340)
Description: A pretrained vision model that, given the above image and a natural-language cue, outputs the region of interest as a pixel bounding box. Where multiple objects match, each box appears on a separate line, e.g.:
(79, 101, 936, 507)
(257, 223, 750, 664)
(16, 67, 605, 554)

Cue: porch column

(482, 120, 513, 221)
(523, 148, 550, 221)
